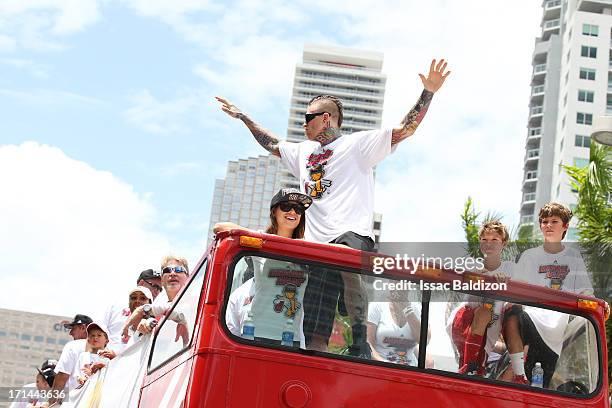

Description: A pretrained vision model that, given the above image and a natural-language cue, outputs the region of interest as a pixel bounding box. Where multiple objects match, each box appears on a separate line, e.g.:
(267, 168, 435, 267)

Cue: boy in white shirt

(504, 202, 594, 387)
(449, 220, 513, 376)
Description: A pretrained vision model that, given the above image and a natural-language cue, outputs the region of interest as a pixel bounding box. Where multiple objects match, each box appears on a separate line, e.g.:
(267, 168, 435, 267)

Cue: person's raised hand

(419, 59, 451, 93)
(215, 96, 243, 119)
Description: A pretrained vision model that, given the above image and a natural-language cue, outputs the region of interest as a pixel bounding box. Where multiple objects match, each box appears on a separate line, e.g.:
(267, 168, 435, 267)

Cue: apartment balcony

(520, 215, 535, 225)
(531, 85, 545, 95)
(543, 0, 561, 20)
(524, 170, 538, 185)
(543, 18, 561, 31)
(523, 192, 536, 203)
(530, 105, 544, 117)
(528, 127, 541, 137)
(533, 64, 547, 77)
(526, 148, 540, 161)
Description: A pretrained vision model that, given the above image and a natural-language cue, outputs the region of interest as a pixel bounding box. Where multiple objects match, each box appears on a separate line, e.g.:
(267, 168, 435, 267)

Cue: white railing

(527, 149, 540, 159)
(544, 19, 560, 29)
(545, 0, 561, 8)
(531, 106, 544, 115)
(524, 193, 536, 202)
(525, 170, 538, 180)
(534, 64, 547, 73)
(532, 85, 545, 94)
(529, 127, 542, 136)
(521, 215, 534, 224)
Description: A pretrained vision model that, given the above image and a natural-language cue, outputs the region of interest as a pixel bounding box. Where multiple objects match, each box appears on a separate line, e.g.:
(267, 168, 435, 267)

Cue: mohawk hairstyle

(308, 94, 344, 127)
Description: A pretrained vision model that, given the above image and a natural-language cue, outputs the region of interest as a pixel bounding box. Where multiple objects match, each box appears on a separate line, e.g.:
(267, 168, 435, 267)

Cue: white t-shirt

(513, 245, 594, 355)
(54, 339, 86, 391)
(368, 302, 421, 366)
(101, 303, 131, 353)
(226, 278, 254, 336)
(249, 258, 308, 347)
(279, 128, 395, 243)
(446, 261, 514, 355)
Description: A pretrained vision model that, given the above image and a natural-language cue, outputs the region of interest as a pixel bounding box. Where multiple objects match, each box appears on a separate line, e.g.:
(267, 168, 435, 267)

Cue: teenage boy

(450, 220, 513, 376)
(504, 202, 594, 387)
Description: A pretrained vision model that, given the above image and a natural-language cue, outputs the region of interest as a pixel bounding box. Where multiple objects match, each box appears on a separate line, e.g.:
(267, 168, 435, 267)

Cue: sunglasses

(162, 265, 188, 275)
(304, 111, 328, 124)
(143, 280, 162, 292)
(278, 202, 305, 214)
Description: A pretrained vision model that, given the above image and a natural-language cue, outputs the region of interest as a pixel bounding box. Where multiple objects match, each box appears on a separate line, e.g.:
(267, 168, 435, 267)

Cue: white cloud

(0, 142, 200, 317)
(0, 58, 49, 78)
(0, 0, 102, 51)
(0, 88, 103, 106)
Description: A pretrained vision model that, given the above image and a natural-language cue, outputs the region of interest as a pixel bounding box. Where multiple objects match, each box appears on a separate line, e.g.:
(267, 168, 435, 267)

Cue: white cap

(129, 286, 153, 301)
(86, 321, 110, 338)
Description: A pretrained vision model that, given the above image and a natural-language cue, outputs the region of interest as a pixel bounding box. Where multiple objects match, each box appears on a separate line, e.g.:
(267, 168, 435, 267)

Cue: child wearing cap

(75, 322, 112, 387)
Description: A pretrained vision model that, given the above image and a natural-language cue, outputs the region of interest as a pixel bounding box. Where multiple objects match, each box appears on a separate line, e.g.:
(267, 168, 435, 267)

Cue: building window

(577, 90, 594, 102)
(563, 92, 568, 106)
(579, 68, 596, 80)
(560, 136, 564, 152)
(580, 46, 597, 58)
(574, 157, 590, 168)
(575, 135, 591, 148)
(576, 112, 593, 125)
(582, 23, 599, 36)
(556, 183, 561, 197)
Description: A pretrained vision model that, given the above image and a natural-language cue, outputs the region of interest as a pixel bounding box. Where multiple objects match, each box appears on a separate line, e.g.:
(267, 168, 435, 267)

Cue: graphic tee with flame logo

(368, 302, 421, 366)
(279, 129, 395, 243)
(249, 258, 308, 346)
(513, 244, 594, 355)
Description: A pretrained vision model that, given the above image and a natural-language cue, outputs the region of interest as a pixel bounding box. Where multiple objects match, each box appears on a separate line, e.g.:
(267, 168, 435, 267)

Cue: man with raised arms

(215, 59, 450, 356)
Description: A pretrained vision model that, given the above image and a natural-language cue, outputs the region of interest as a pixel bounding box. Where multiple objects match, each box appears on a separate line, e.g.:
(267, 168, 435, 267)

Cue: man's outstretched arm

(215, 96, 282, 157)
(391, 59, 450, 146)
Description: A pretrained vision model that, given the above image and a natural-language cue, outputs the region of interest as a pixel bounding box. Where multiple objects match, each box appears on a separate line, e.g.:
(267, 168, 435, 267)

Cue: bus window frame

(222, 251, 604, 399)
(147, 258, 209, 374)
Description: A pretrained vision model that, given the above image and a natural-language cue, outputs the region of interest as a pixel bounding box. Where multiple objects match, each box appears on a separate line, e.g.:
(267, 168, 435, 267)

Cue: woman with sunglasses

(214, 188, 312, 347)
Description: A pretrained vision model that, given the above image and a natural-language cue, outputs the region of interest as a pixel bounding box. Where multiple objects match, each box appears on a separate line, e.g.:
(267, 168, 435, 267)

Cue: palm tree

(563, 142, 612, 382)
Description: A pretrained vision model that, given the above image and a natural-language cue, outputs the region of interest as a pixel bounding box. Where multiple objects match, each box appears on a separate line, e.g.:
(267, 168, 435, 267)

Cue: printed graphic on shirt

(268, 267, 307, 318)
(538, 260, 570, 290)
(305, 147, 333, 199)
(383, 336, 417, 365)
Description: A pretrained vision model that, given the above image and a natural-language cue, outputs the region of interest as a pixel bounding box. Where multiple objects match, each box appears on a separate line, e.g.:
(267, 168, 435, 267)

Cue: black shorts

(505, 306, 559, 388)
(303, 231, 375, 345)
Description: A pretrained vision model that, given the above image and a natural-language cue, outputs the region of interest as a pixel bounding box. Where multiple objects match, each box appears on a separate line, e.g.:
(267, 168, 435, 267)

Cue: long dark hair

(265, 204, 306, 239)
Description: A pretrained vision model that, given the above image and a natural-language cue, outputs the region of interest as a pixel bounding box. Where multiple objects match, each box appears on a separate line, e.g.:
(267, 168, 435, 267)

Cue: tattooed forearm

(238, 113, 281, 156)
(391, 89, 434, 146)
(314, 124, 342, 146)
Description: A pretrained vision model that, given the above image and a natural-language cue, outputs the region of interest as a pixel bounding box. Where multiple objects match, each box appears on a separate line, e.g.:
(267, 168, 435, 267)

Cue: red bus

(138, 229, 609, 407)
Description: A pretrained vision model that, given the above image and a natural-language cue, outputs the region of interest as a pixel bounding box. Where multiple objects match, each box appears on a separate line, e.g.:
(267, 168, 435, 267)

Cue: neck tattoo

(315, 125, 342, 146)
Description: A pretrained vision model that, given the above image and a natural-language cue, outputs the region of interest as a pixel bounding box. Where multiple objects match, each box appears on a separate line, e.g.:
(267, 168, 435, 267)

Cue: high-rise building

(519, 0, 612, 239)
(0, 308, 72, 397)
(208, 44, 387, 242)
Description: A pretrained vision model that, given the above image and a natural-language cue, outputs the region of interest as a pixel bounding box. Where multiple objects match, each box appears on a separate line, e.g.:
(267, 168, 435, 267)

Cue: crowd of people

(10, 256, 191, 407)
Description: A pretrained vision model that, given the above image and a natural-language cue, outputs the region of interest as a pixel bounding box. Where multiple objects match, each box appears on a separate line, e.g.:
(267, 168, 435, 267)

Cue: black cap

(64, 314, 93, 328)
(37, 359, 57, 387)
(137, 268, 160, 283)
(270, 188, 313, 210)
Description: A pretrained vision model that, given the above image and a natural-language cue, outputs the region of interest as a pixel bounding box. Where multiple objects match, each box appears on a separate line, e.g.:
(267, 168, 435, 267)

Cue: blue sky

(0, 0, 543, 317)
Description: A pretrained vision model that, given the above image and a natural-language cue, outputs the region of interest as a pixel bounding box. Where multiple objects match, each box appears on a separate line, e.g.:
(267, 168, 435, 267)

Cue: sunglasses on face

(304, 111, 328, 124)
(162, 265, 188, 275)
(278, 202, 305, 214)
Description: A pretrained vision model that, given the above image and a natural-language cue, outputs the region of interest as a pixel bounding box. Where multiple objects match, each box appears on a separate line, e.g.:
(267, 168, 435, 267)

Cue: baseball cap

(129, 286, 153, 301)
(40, 359, 57, 371)
(270, 188, 313, 210)
(64, 314, 93, 328)
(37, 359, 57, 387)
(137, 268, 160, 283)
(86, 321, 110, 338)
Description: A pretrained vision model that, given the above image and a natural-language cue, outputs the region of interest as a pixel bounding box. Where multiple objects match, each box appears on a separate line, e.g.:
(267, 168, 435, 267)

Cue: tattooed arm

(215, 96, 282, 157)
(391, 59, 450, 146)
